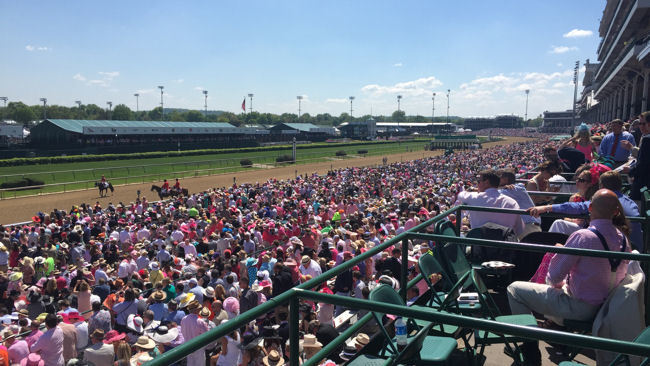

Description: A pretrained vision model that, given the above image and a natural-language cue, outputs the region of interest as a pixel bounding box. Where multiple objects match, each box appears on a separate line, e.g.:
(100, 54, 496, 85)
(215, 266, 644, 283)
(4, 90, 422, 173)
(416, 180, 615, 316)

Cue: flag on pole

(242, 98, 246, 111)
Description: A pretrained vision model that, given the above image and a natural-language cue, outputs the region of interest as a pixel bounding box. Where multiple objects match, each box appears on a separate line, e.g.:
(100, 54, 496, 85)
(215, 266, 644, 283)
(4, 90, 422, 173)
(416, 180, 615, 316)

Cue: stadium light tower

(432, 92, 436, 121)
(0, 97, 8, 121)
(203, 90, 208, 117)
(248, 93, 254, 113)
(446, 89, 450, 123)
(39, 98, 47, 120)
(524, 89, 530, 122)
(75, 100, 82, 119)
(158, 85, 164, 121)
(297, 95, 303, 117)
(349, 96, 355, 120)
(397, 95, 402, 112)
(107, 101, 113, 120)
(134, 93, 140, 112)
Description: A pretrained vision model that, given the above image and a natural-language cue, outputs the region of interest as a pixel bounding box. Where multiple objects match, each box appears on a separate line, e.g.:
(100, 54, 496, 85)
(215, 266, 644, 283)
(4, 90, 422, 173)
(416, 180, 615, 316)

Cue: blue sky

(1, 1, 604, 118)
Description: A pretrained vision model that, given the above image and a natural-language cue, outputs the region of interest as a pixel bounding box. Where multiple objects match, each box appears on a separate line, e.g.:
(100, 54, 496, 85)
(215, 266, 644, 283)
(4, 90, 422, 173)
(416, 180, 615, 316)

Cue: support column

(617, 86, 624, 119)
(621, 81, 630, 122)
(643, 70, 649, 113)
(630, 75, 639, 118)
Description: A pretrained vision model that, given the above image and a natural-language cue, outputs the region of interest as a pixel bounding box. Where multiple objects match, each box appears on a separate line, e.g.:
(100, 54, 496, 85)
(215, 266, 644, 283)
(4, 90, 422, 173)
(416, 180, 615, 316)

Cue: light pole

(524, 89, 530, 122)
(158, 86, 164, 121)
(572, 61, 579, 127)
(107, 101, 113, 120)
(397, 95, 402, 112)
(248, 93, 254, 113)
(432, 92, 436, 121)
(134, 93, 140, 112)
(446, 89, 450, 124)
(75, 100, 82, 119)
(297, 96, 303, 117)
(203, 90, 208, 117)
(0, 97, 8, 121)
(39, 98, 47, 120)
(349, 96, 355, 120)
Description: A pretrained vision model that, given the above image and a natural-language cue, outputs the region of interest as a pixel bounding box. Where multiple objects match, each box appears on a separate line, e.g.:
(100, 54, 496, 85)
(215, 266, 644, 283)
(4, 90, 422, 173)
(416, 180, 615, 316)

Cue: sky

(0, 1, 605, 119)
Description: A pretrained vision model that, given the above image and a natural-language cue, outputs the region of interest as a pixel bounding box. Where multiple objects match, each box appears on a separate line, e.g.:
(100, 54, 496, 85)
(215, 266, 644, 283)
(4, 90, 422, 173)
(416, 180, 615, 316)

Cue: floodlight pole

(349, 96, 355, 120)
(158, 86, 164, 121)
(203, 90, 208, 117)
(446, 89, 450, 123)
(397, 95, 402, 128)
(39, 98, 47, 120)
(107, 101, 112, 120)
(75, 100, 82, 119)
(134, 93, 140, 112)
(432, 92, 436, 121)
(297, 96, 303, 117)
(0, 97, 8, 121)
(248, 93, 254, 113)
(524, 89, 530, 122)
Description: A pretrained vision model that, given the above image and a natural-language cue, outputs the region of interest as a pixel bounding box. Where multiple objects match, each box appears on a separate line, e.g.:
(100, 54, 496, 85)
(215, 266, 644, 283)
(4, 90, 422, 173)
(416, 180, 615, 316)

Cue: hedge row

(0, 178, 45, 190)
(0, 139, 428, 167)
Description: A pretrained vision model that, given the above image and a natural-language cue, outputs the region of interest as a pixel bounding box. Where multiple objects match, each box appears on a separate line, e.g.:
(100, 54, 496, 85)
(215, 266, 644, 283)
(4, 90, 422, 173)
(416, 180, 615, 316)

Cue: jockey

(162, 179, 170, 194)
(173, 178, 181, 192)
(101, 175, 107, 188)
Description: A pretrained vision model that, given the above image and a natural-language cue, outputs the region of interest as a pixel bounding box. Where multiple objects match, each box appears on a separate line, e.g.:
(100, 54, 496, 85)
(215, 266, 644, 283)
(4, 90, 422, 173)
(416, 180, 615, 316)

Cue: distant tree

(148, 107, 163, 121)
(391, 110, 406, 122)
(9, 102, 36, 126)
(84, 104, 104, 120)
(412, 115, 427, 122)
(184, 110, 204, 122)
(167, 111, 185, 122)
(112, 104, 134, 120)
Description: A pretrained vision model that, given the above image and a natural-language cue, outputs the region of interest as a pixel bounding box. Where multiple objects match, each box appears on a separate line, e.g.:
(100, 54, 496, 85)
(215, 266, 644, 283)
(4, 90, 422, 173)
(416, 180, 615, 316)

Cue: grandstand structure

(464, 115, 523, 131)
(579, 0, 650, 123)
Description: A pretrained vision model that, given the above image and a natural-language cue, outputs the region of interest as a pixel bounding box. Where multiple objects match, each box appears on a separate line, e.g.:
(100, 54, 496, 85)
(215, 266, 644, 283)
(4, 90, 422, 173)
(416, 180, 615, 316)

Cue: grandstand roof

(43, 119, 236, 134)
(270, 122, 329, 132)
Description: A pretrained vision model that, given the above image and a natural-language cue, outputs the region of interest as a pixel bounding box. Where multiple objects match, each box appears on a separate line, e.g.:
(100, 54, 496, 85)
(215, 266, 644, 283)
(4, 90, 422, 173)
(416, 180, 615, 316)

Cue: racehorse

(95, 181, 114, 197)
(151, 184, 188, 200)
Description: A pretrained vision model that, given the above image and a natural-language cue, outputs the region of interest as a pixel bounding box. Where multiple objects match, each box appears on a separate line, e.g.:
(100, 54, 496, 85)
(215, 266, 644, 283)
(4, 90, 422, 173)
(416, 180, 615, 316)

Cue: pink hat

(20, 354, 44, 366)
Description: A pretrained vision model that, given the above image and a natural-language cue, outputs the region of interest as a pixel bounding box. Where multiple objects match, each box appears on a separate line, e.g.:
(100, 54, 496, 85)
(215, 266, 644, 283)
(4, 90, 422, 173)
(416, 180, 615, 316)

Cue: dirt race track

(0, 137, 533, 224)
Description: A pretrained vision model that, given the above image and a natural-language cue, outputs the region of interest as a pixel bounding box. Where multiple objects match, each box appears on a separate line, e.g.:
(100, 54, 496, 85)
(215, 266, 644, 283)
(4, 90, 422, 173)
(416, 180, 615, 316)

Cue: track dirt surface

(0, 137, 533, 224)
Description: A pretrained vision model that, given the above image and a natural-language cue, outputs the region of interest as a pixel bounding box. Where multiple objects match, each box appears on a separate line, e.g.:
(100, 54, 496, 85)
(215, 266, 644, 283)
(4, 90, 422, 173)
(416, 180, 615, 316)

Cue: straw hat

(199, 306, 211, 318)
(302, 334, 323, 349)
(186, 299, 202, 313)
(263, 349, 285, 366)
(301, 255, 311, 265)
(134, 336, 156, 350)
(149, 290, 166, 302)
(355, 333, 370, 348)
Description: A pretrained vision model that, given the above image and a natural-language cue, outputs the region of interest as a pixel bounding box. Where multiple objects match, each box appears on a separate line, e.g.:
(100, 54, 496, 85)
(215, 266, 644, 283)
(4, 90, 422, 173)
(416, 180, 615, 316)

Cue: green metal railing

(145, 205, 650, 366)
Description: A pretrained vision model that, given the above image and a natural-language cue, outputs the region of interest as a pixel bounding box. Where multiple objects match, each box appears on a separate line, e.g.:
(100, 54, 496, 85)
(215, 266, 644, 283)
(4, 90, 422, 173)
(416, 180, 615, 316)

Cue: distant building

(464, 115, 523, 130)
(579, 0, 650, 123)
(338, 117, 377, 139)
(267, 123, 336, 141)
(541, 110, 576, 133)
(374, 122, 454, 136)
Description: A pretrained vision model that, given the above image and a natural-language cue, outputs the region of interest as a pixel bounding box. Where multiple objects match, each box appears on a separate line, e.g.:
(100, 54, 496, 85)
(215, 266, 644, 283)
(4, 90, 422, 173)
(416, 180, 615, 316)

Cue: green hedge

(0, 138, 430, 167)
(335, 150, 347, 157)
(239, 159, 253, 167)
(357, 149, 368, 154)
(276, 155, 294, 163)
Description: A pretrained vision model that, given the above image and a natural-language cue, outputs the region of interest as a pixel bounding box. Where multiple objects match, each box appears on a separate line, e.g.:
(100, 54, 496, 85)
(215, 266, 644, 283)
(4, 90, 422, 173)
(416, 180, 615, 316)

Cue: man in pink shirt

(25, 321, 43, 349)
(31, 314, 65, 366)
(180, 300, 209, 366)
(507, 189, 630, 365)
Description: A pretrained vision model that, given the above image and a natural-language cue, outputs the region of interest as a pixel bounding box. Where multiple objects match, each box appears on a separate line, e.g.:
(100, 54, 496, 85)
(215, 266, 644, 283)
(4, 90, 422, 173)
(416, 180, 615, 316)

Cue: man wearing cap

(599, 119, 635, 166)
(181, 300, 209, 366)
(83, 329, 115, 366)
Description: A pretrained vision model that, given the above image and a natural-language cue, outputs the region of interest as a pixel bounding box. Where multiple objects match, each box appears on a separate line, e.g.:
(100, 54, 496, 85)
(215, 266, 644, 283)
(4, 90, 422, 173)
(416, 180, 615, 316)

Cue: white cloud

(25, 45, 50, 52)
(393, 62, 403, 67)
(194, 86, 205, 91)
(174, 78, 184, 83)
(563, 29, 593, 38)
(325, 98, 349, 104)
(550, 46, 578, 54)
(99, 71, 119, 80)
(73, 71, 119, 87)
(72, 73, 86, 82)
(361, 76, 443, 97)
(136, 88, 154, 94)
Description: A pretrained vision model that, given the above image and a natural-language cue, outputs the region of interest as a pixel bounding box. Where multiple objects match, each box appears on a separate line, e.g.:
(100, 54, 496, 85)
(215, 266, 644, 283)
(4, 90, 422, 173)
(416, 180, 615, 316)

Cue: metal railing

(144, 205, 650, 366)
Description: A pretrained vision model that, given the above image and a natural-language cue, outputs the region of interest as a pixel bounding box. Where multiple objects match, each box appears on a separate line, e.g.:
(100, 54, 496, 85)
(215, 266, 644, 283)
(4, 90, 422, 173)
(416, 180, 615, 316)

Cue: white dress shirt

(456, 187, 524, 236)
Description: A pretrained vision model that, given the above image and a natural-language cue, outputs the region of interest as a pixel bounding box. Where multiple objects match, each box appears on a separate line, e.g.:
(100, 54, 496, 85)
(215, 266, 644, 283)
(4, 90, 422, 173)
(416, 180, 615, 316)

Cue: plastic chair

(558, 325, 650, 366)
(469, 269, 538, 364)
(368, 284, 458, 365)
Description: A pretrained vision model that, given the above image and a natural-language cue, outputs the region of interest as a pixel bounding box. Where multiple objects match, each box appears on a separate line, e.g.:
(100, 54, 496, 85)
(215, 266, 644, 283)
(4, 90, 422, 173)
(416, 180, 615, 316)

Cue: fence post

(289, 296, 300, 366)
(400, 238, 409, 302)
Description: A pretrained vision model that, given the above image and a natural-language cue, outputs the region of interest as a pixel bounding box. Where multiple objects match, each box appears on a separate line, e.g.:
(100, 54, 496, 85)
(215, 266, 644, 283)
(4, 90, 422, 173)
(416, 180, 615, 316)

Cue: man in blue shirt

(527, 171, 643, 251)
(498, 170, 541, 238)
(599, 119, 636, 165)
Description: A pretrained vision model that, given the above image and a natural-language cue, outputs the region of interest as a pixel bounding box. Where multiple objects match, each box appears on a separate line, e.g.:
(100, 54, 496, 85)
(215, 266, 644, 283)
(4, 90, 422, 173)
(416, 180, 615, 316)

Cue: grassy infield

(0, 140, 431, 198)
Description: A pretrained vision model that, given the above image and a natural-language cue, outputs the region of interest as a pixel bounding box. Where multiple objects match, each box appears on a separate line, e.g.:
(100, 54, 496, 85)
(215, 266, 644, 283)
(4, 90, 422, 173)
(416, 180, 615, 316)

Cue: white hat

(127, 314, 144, 333)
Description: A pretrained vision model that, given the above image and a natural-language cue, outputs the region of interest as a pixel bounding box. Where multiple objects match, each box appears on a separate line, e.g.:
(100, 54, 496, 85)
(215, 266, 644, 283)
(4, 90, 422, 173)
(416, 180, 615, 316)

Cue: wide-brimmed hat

(246, 257, 258, 267)
(203, 286, 215, 298)
(238, 332, 264, 350)
(339, 344, 358, 361)
(90, 329, 105, 340)
(355, 333, 370, 347)
(63, 312, 85, 324)
(103, 330, 126, 344)
(178, 293, 195, 308)
(302, 334, 323, 349)
(20, 353, 44, 366)
(8, 272, 22, 282)
(301, 255, 311, 265)
(150, 290, 166, 302)
(149, 262, 160, 271)
(147, 325, 179, 344)
(127, 314, 144, 333)
(263, 349, 285, 366)
(186, 299, 202, 312)
(199, 306, 211, 318)
(134, 335, 156, 350)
